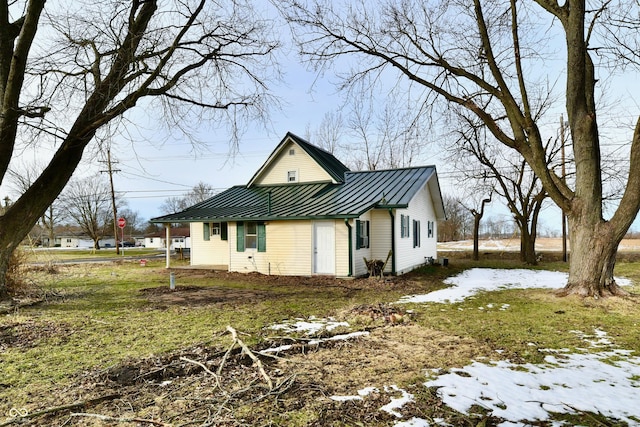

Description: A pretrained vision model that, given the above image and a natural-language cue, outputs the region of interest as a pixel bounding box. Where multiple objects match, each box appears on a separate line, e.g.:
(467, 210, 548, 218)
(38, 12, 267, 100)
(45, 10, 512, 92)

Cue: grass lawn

(1, 252, 639, 426)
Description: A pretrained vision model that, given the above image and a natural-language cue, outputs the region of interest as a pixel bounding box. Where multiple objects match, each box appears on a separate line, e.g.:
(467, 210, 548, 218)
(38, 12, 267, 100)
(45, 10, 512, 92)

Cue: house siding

(370, 209, 393, 273)
(190, 223, 229, 266)
(229, 220, 314, 275)
(394, 182, 438, 274)
(353, 211, 372, 277)
(335, 219, 350, 277)
(252, 140, 334, 185)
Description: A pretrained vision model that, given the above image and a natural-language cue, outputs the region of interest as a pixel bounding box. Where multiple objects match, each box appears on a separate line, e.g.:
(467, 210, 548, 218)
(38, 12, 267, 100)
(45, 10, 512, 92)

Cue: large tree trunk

(0, 212, 34, 300)
(519, 226, 537, 265)
(559, 219, 627, 297)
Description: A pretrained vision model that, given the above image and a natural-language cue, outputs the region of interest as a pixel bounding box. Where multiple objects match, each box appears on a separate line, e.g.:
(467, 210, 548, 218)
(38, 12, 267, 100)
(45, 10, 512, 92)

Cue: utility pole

(560, 115, 568, 262)
(101, 149, 121, 255)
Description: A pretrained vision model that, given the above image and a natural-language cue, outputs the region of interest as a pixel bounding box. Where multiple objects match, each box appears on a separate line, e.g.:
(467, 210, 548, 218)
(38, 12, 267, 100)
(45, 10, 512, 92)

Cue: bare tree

(61, 175, 113, 250)
(279, 0, 640, 296)
(460, 191, 492, 261)
(437, 195, 472, 242)
(7, 162, 62, 247)
(0, 0, 280, 297)
(160, 181, 216, 214)
(451, 116, 552, 264)
(311, 111, 344, 154)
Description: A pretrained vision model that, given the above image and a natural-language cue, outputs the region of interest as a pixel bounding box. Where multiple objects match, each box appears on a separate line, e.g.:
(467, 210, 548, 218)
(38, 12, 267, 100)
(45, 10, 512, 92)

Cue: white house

(152, 132, 446, 277)
(144, 227, 190, 250)
(55, 234, 116, 248)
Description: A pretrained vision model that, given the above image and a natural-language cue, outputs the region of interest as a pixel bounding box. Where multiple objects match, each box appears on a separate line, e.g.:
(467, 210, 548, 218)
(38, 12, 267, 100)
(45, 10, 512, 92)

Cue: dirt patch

(139, 284, 271, 307)
(0, 319, 74, 351)
(139, 270, 424, 308)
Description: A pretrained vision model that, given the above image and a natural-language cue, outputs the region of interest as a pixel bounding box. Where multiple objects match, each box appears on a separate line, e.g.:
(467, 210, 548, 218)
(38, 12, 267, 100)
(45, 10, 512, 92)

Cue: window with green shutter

(257, 222, 266, 252)
(236, 222, 245, 252)
(237, 221, 264, 251)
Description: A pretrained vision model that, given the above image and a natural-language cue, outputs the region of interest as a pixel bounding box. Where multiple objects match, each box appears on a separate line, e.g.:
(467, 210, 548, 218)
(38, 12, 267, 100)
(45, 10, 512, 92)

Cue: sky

(4, 1, 640, 234)
(263, 268, 640, 426)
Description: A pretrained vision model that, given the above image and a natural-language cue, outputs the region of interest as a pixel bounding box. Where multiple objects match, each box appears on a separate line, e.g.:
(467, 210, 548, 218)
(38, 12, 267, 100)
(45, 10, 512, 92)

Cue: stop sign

(117, 217, 126, 229)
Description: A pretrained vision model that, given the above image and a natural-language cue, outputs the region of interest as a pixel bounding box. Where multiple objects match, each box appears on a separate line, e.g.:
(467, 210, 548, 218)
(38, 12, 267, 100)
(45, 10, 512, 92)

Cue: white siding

(190, 223, 230, 266)
(253, 140, 334, 185)
(334, 219, 350, 277)
(353, 211, 372, 277)
(394, 181, 438, 274)
(228, 220, 314, 275)
(370, 209, 393, 273)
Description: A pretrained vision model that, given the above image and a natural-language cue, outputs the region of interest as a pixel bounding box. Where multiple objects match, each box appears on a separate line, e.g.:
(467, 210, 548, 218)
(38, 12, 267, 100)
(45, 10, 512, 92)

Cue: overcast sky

(5, 1, 640, 235)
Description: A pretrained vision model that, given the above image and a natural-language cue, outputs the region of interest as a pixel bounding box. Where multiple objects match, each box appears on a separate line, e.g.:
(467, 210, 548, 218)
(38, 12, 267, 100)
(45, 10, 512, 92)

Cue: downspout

(388, 209, 396, 275)
(267, 191, 272, 215)
(345, 218, 352, 277)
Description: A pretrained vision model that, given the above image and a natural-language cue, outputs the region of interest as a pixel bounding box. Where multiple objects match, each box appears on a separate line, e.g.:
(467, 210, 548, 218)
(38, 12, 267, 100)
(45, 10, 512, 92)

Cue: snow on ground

(268, 316, 349, 335)
(392, 269, 639, 426)
(425, 342, 640, 425)
(398, 268, 568, 304)
(266, 269, 640, 425)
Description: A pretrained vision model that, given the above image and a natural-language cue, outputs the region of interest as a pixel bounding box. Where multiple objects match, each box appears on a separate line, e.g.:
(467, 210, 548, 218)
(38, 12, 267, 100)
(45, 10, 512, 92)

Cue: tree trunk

(0, 254, 9, 301)
(0, 214, 29, 301)
(472, 215, 481, 261)
(519, 226, 537, 265)
(559, 219, 627, 297)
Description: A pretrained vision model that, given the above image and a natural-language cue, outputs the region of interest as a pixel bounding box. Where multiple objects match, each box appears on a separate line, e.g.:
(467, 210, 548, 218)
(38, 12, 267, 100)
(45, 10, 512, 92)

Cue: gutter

(388, 209, 396, 275)
(344, 218, 353, 277)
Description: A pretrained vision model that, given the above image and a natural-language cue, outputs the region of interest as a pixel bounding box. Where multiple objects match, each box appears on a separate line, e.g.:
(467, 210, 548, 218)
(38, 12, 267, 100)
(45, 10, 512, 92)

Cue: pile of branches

(1, 327, 303, 427)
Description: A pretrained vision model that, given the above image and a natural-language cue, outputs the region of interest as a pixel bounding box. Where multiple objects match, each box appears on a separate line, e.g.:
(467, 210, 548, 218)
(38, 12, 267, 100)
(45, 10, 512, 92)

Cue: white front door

(313, 221, 335, 274)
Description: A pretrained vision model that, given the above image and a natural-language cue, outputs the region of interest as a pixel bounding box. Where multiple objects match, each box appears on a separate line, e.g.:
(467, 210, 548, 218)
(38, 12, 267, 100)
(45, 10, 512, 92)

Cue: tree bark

(559, 219, 627, 297)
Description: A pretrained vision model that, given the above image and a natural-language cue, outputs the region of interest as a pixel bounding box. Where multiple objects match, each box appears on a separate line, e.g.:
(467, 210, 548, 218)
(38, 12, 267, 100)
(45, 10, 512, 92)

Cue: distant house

(144, 227, 190, 250)
(55, 234, 115, 248)
(152, 132, 446, 276)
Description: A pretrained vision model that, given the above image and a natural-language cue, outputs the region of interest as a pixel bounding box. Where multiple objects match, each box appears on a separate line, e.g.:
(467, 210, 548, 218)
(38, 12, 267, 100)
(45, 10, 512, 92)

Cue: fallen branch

(180, 356, 222, 389)
(71, 412, 169, 426)
(0, 394, 120, 426)
(226, 325, 273, 390)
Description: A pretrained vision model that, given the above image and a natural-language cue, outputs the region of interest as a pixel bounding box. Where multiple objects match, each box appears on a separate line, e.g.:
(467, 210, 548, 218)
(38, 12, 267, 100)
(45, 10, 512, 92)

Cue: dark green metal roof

(247, 132, 350, 185)
(151, 166, 441, 223)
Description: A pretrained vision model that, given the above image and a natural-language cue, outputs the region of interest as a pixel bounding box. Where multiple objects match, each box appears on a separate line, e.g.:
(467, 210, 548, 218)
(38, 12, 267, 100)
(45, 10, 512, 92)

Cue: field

(1, 243, 639, 426)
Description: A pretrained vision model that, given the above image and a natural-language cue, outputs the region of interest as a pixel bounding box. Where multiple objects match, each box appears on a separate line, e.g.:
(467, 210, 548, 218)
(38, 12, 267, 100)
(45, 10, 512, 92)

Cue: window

(356, 220, 370, 249)
(289, 148, 295, 155)
(427, 221, 434, 238)
(204, 222, 227, 241)
(400, 214, 410, 238)
(245, 221, 257, 249)
(66, 238, 72, 243)
(212, 222, 221, 235)
(237, 221, 266, 252)
(287, 170, 297, 182)
(149, 238, 154, 243)
(413, 220, 421, 248)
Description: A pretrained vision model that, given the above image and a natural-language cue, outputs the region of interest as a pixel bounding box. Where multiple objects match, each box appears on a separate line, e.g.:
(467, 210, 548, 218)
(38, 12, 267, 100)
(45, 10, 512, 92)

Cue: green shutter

(203, 223, 210, 241)
(236, 222, 245, 252)
(257, 222, 266, 252)
(366, 220, 370, 248)
(221, 222, 228, 241)
(356, 220, 361, 250)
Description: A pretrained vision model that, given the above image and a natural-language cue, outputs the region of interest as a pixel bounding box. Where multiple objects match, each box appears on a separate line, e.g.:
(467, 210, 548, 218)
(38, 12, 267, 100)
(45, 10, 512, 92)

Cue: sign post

(117, 217, 126, 255)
